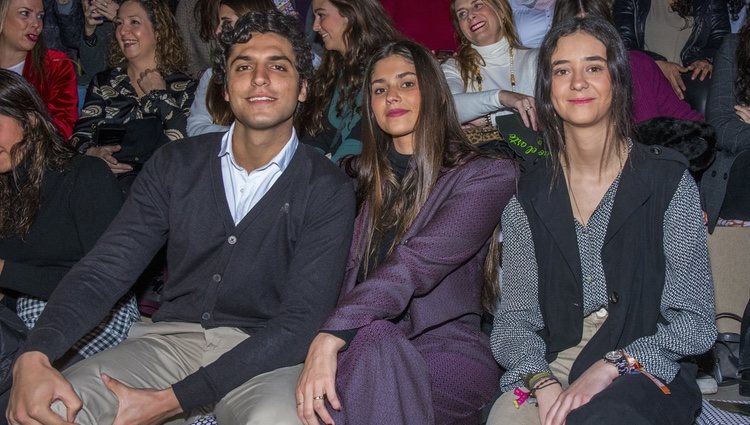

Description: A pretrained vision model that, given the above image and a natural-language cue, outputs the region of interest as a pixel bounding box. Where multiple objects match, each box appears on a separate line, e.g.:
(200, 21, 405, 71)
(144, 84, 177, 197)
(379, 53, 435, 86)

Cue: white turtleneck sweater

(441, 38, 538, 123)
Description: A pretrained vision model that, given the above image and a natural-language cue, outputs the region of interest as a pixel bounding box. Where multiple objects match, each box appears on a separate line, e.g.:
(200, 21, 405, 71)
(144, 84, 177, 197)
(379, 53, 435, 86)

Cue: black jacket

(613, 0, 730, 66)
(516, 143, 687, 381)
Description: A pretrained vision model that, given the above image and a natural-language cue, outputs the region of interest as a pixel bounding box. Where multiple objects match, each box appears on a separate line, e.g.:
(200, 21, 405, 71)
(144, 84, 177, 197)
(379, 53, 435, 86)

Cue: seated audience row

(1, 6, 720, 424)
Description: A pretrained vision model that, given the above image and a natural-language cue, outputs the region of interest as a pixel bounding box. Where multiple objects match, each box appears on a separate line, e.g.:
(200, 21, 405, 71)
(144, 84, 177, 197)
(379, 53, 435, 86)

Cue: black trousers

(566, 363, 702, 425)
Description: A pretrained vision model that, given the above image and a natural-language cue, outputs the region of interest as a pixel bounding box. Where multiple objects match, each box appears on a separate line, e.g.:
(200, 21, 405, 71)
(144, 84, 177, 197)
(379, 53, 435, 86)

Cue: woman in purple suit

(295, 39, 517, 425)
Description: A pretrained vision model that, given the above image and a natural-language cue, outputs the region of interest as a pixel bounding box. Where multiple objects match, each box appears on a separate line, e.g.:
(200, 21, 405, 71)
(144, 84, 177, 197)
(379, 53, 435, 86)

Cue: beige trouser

(487, 309, 609, 425)
(50, 321, 303, 425)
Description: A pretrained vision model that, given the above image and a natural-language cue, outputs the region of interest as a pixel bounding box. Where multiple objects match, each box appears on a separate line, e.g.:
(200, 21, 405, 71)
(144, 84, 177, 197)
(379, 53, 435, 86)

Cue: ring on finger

(313, 394, 326, 400)
(296, 400, 303, 406)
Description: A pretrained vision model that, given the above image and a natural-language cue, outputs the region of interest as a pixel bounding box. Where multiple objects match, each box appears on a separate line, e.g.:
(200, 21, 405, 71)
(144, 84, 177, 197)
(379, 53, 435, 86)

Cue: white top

(509, 0, 556, 48)
(187, 68, 232, 137)
(219, 123, 299, 224)
(6, 60, 25, 75)
(441, 38, 538, 123)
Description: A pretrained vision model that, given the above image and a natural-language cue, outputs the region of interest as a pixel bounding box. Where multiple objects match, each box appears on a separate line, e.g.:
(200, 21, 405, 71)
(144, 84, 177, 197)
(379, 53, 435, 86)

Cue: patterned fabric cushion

(190, 415, 217, 425)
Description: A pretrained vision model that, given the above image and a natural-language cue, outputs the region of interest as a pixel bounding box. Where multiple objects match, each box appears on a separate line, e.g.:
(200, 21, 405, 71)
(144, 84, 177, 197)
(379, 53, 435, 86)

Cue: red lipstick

(386, 108, 409, 118)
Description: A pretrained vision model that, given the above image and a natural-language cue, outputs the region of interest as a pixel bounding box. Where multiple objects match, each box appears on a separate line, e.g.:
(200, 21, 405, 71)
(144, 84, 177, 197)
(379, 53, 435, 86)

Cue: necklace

(473, 45, 517, 91)
(565, 167, 587, 226)
(509, 46, 516, 89)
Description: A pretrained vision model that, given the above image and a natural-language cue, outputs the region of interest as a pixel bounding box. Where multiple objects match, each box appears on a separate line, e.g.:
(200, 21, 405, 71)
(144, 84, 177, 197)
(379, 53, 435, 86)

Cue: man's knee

(214, 364, 302, 425)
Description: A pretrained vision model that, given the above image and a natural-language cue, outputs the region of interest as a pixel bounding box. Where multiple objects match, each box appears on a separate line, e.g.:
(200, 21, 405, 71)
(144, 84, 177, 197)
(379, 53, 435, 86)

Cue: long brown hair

(108, 0, 187, 75)
(206, 0, 277, 125)
(450, 0, 523, 91)
(352, 40, 503, 311)
(0, 69, 73, 238)
(0, 0, 47, 83)
(535, 17, 633, 178)
(297, 0, 400, 137)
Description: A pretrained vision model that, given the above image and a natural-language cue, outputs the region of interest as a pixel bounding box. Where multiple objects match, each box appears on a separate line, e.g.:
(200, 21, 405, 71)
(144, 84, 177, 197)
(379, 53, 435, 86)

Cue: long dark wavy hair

(297, 0, 400, 137)
(351, 40, 504, 311)
(109, 0, 187, 75)
(0, 69, 73, 238)
(206, 0, 277, 125)
(0, 0, 48, 86)
(450, 0, 523, 91)
(535, 17, 633, 177)
(552, 0, 614, 25)
(736, 8, 750, 105)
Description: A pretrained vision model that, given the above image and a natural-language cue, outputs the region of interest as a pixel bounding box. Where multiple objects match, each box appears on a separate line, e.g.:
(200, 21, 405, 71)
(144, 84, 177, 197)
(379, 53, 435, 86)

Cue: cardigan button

(228, 235, 237, 245)
(201, 312, 211, 320)
(650, 147, 662, 155)
(212, 274, 222, 283)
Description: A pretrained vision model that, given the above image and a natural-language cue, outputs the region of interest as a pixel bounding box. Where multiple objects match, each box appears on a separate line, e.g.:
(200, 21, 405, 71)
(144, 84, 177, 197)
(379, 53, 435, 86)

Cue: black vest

(516, 143, 688, 382)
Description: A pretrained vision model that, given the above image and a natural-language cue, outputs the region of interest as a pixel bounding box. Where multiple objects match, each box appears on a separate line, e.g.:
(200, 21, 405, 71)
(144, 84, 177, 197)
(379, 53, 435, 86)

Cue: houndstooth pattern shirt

(17, 294, 140, 359)
(492, 171, 715, 391)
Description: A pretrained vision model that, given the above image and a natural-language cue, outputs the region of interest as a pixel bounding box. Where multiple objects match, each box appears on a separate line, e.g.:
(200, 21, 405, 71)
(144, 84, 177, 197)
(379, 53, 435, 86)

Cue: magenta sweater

(630, 50, 704, 123)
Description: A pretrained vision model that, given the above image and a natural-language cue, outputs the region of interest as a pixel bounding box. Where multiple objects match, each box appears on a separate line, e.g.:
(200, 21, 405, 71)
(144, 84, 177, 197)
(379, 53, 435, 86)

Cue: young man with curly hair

(6, 10, 355, 425)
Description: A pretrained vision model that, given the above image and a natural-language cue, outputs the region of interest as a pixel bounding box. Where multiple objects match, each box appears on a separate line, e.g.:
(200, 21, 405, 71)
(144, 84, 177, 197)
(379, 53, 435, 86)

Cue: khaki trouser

(51, 321, 303, 425)
(487, 309, 609, 425)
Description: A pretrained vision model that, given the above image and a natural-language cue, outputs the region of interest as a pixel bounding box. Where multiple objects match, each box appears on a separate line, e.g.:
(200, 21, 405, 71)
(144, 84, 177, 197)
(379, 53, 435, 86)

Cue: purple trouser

(330, 320, 499, 425)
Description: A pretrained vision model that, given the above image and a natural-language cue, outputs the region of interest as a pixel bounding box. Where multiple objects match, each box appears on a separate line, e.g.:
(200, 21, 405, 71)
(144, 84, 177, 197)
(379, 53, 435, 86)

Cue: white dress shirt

(219, 124, 299, 224)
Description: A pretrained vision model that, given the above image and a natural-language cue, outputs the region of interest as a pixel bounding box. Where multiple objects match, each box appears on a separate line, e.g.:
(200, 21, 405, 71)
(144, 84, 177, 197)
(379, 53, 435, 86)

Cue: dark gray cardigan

(23, 133, 356, 411)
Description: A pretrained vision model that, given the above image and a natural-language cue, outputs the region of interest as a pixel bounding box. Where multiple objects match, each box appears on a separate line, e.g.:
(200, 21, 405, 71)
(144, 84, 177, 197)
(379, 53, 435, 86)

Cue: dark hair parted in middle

(212, 10, 314, 123)
(535, 16, 633, 176)
(297, 0, 401, 137)
(552, 0, 614, 25)
(351, 39, 503, 311)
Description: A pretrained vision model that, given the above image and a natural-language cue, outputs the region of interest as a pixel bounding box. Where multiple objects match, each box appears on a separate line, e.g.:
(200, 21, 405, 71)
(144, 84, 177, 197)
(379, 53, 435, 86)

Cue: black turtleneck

(0, 155, 123, 300)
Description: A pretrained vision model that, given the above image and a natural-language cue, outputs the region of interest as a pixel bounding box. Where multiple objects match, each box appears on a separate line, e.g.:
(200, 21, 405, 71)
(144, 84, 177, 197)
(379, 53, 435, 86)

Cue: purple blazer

(321, 155, 517, 338)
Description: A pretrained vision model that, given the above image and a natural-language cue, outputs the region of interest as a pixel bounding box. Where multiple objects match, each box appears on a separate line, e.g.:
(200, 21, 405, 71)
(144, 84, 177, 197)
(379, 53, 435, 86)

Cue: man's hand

(85, 145, 133, 174)
(655, 60, 688, 99)
(6, 352, 80, 425)
(543, 360, 619, 425)
(296, 333, 346, 425)
(102, 374, 182, 425)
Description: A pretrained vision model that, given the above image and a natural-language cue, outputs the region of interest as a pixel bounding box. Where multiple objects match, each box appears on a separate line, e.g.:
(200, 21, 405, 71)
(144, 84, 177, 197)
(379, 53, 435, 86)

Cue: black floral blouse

(71, 66, 197, 154)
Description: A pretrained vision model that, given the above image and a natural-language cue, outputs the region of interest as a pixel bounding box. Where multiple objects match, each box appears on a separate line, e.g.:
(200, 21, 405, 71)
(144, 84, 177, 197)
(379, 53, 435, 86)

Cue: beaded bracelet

(530, 378, 560, 397)
(524, 371, 551, 391)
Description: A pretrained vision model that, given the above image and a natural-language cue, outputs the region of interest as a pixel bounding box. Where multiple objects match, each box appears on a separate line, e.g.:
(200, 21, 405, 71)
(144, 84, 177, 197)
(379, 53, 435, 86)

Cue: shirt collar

(218, 123, 299, 173)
